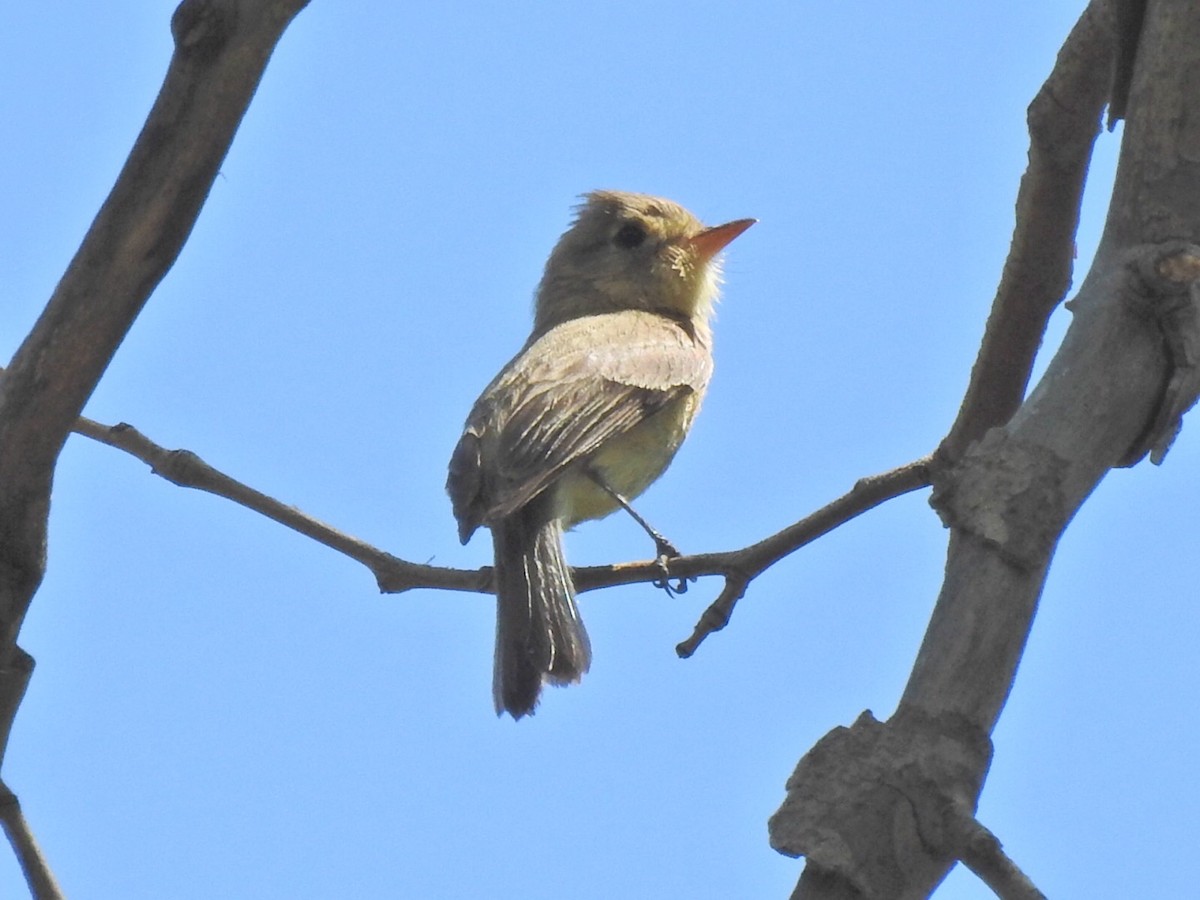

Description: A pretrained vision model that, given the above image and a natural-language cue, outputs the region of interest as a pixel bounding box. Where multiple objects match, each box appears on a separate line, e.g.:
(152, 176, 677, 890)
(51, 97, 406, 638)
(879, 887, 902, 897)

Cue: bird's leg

(585, 469, 693, 596)
(584, 468, 678, 557)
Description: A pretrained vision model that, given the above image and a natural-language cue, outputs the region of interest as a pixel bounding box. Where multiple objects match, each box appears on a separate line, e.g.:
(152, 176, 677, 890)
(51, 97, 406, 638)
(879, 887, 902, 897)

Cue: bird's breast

(556, 391, 702, 527)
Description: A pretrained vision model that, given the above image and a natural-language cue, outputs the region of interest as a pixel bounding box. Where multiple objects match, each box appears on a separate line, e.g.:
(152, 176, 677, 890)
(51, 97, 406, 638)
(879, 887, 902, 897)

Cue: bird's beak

(689, 218, 756, 263)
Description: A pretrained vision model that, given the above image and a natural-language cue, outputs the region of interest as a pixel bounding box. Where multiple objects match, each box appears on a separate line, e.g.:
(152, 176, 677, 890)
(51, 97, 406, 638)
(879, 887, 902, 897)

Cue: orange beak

(689, 218, 756, 263)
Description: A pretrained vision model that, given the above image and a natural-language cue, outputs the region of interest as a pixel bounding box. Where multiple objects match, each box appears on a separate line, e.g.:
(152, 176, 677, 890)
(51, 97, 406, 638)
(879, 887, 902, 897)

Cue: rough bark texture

(770, 1, 1200, 896)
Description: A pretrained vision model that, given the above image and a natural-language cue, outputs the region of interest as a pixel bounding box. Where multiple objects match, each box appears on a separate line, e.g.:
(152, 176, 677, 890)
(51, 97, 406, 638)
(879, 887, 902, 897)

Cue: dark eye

(613, 222, 647, 249)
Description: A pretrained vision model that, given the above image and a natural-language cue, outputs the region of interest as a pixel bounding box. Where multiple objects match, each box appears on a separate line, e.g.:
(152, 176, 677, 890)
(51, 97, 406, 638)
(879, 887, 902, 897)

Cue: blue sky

(2, 3, 1198, 898)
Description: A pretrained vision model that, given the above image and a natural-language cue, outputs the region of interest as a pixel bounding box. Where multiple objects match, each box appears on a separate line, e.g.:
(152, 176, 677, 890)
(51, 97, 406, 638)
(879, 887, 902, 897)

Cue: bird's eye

(613, 222, 647, 249)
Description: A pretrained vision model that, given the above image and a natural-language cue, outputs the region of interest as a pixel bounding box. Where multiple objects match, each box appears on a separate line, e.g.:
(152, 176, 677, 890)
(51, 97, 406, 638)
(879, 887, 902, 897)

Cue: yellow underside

(555, 392, 699, 527)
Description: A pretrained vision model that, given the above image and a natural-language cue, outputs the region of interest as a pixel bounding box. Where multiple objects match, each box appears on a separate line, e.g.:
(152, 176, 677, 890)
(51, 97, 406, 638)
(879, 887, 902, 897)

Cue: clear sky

(2, 3, 1197, 898)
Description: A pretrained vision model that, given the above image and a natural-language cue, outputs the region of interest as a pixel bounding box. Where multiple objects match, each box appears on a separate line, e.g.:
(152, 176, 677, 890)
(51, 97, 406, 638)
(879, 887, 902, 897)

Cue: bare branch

(73, 417, 933, 635)
(72, 417, 488, 597)
(0, 0, 310, 587)
(0, 4, 310, 888)
(951, 810, 1047, 900)
(672, 457, 932, 657)
(939, 0, 1114, 462)
(0, 782, 64, 900)
(775, 1, 1200, 895)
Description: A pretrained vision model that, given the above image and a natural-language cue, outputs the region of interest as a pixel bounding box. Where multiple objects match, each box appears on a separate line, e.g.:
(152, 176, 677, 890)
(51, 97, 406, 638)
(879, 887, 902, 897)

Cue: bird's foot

(652, 538, 693, 596)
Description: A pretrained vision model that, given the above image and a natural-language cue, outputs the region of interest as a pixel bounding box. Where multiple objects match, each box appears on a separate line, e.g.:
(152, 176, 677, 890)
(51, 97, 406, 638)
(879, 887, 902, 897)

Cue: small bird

(447, 191, 754, 718)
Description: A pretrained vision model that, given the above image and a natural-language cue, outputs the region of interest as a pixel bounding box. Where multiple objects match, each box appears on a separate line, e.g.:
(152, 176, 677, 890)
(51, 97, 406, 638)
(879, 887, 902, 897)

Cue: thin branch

(953, 811, 1047, 900)
(0, 0, 310, 815)
(0, 781, 64, 900)
(907, 770, 1047, 899)
(71, 419, 932, 652)
(672, 457, 933, 657)
(72, 417, 487, 597)
(938, 0, 1114, 463)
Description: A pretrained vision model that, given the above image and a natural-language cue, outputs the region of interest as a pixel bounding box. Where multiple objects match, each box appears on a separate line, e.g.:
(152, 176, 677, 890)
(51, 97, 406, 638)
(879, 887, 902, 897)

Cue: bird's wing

(449, 311, 711, 535)
(447, 428, 487, 543)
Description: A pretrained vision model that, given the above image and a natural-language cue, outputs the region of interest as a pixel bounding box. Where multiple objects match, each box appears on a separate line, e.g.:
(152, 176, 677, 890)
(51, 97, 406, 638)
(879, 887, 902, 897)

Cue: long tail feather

(491, 501, 591, 718)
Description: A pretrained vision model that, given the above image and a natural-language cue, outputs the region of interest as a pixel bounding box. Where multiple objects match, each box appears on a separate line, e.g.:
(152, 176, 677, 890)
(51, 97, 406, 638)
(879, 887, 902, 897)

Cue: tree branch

(951, 811, 1046, 900)
(0, 0, 310, 607)
(938, 0, 1114, 463)
(0, 2, 309, 892)
(70, 418, 933, 641)
(5, 7, 1178, 900)
(0, 782, 63, 900)
(1107, 0, 1148, 128)
(72, 417, 482, 596)
(671, 458, 932, 658)
(773, 1, 1200, 895)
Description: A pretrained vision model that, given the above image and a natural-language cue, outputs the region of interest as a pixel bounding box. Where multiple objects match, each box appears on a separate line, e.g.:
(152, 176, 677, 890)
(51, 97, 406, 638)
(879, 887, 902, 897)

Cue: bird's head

(533, 191, 754, 334)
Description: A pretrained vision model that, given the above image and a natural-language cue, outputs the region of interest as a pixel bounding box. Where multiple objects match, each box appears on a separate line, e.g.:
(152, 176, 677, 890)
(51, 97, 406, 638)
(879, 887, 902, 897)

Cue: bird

(447, 190, 754, 718)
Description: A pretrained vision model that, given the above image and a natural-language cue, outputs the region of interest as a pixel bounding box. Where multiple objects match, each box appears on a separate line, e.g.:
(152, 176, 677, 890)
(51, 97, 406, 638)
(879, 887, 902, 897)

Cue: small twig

(673, 457, 932, 657)
(950, 805, 1047, 900)
(0, 781, 65, 900)
(897, 754, 1046, 900)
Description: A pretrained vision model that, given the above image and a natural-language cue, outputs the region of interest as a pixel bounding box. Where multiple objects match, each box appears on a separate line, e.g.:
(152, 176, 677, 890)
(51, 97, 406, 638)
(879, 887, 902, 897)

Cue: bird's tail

(491, 498, 591, 718)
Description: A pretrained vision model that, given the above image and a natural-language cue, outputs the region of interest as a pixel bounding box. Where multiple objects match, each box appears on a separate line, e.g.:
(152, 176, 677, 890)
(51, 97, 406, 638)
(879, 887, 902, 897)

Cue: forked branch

(71, 418, 931, 655)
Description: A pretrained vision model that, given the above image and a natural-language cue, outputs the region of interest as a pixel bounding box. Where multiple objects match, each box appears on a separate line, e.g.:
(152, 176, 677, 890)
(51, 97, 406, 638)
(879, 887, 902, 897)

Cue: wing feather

(447, 311, 710, 532)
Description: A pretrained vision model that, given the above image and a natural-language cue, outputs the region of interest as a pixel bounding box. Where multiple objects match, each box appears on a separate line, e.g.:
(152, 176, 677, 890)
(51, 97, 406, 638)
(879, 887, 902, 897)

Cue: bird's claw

(652, 547, 693, 596)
